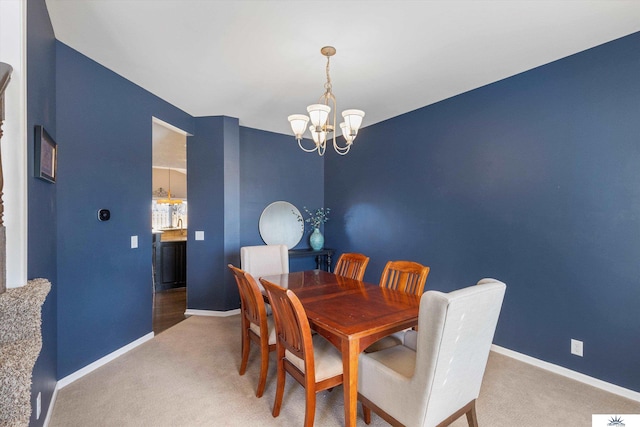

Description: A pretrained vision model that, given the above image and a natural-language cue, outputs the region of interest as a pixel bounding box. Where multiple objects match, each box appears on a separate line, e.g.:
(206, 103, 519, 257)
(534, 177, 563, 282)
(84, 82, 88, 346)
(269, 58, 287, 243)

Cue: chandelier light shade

(288, 46, 365, 156)
(288, 114, 309, 140)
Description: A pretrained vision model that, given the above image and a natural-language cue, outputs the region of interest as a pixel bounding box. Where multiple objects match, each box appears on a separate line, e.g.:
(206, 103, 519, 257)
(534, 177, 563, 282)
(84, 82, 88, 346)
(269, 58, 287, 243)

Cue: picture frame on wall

(34, 125, 57, 183)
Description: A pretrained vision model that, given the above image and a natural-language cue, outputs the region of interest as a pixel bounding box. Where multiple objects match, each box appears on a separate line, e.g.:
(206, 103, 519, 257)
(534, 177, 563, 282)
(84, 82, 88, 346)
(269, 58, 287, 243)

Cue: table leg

(342, 338, 359, 427)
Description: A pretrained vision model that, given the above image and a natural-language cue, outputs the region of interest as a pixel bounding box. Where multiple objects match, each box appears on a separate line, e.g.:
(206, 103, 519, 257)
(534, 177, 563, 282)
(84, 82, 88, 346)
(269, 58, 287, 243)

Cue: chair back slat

(379, 260, 430, 296)
(334, 253, 370, 281)
(260, 279, 313, 363)
(229, 265, 267, 327)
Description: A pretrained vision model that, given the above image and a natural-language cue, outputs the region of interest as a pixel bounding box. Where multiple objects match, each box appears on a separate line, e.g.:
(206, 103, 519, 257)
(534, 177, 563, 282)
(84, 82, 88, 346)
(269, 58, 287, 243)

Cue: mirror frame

(259, 201, 304, 249)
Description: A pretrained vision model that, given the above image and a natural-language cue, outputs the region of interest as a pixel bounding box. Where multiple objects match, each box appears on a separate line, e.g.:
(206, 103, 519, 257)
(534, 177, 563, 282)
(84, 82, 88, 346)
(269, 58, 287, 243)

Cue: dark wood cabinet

(153, 237, 187, 291)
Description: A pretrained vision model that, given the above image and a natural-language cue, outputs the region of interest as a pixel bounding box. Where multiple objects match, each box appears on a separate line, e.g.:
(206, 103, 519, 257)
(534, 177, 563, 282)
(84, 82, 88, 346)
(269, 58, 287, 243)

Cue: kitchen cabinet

(153, 234, 186, 291)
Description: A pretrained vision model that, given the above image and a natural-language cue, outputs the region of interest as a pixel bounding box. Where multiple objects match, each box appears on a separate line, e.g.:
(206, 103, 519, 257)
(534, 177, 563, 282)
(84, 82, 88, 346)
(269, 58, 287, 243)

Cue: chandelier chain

(324, 55, 332, 95)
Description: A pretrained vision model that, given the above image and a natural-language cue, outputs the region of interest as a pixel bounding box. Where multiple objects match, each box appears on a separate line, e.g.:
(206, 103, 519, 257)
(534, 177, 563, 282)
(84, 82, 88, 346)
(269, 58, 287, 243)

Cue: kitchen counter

(153, 228, 187, 242)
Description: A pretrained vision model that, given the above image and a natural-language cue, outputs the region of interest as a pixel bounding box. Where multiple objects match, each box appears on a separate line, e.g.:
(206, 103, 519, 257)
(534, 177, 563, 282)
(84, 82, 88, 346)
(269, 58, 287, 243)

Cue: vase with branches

(303, 207, 330, 250)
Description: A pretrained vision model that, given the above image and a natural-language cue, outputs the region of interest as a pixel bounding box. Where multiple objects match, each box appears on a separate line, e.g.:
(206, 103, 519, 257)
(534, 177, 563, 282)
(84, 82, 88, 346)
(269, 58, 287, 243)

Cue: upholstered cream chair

(240, 244, 289, 317)
(240, 244, 289, 280)
(358, 279, 506, 427)
(260, 278, 344, 427)
(228, 265, 276, 397)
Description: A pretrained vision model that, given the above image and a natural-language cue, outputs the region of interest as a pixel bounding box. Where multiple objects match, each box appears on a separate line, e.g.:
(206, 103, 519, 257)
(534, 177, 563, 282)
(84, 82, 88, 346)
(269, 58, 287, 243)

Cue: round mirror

(259, 201, 304, 249)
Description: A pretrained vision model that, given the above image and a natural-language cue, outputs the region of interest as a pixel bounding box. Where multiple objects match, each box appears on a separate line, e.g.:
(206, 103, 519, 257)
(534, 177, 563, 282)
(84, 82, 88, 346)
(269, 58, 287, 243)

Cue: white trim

(42, 383, 58, 427)
(152, 116, 193, 136)
(185, 308, 240, 317)
(491, 344, 640, 402)
(0, 0, 28, 288)
(56, 332, 154, 389)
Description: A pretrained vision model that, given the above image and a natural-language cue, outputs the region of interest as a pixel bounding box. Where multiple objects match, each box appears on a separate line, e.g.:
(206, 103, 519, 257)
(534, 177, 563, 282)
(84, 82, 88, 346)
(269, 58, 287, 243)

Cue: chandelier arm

(332, 140, 352, 155)
(319, 89, 336, 107)
(297, 138, 320, 153)
(333, 138, 352, 152)
(330, 101, 337, 154)
(317, 142, 326, 156)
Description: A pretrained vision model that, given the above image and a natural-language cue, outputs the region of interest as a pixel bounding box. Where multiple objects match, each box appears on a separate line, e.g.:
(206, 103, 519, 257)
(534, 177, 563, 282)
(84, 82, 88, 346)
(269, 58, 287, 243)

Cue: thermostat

(97, 209, 111, 221)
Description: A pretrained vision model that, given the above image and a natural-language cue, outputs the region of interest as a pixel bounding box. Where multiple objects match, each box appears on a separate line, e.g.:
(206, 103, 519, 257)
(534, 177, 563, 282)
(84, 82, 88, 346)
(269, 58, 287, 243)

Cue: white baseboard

(491, 344, 640, 402)
(185, 308, 240, 317)
(42, 384, 58, 427)
(56, 332, 154, 390)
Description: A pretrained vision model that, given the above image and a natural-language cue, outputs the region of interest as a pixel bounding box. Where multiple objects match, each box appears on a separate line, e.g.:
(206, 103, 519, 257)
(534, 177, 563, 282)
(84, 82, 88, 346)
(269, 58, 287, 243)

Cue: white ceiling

(45, 0, 640, 138)
(152, 119, 187, 172)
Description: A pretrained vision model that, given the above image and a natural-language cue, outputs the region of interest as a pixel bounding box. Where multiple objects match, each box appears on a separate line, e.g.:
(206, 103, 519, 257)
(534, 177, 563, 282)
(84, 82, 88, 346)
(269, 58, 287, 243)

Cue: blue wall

(55, 42, 194, 377)
(187, 116, 236, 311)
(53, 42, 323, 378)
(239, 126, 324, 271)
(325, 32, 640, 391)
(185, 122, 326, 311)
(27, 0, 58, 424)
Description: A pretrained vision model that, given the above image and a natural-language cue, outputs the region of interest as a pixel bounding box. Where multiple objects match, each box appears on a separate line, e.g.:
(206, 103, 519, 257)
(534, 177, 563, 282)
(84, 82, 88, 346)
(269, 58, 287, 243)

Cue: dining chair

(379, 260, 430, 295)
(365, 260, 430, 352)
(228, 264, 276, 398)
(240, 244, 289, 279)
(334, 252, 370, 281)
(240, 244, 289, 316)
(259, 277, 344, 427)
(358, 279, 506, 427)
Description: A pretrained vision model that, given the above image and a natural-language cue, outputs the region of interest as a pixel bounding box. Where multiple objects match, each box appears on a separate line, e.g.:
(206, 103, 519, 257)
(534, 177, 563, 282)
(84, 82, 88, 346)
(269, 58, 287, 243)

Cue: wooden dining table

(260, 269, 420, 427)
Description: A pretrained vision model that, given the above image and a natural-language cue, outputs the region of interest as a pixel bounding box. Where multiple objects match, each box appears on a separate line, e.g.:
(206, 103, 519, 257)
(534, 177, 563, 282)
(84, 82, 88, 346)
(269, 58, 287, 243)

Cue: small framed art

(34, 125, 57, 183)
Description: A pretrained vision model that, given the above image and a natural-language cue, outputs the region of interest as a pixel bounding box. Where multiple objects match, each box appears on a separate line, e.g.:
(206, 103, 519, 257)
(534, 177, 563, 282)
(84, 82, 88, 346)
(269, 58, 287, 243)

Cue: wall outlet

(195, 231, 204, 241)
(36, 392, 41, 419)
(131, 235, 138, 248)
(571, 339, 583, 357)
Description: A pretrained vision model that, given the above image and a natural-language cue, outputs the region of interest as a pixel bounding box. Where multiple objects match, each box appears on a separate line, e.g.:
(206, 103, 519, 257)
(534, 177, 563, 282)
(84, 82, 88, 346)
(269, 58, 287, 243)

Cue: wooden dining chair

(259, 277, 344, 427)
(365, 260, 431, 353)
(334, 252, 370, 281)
(228, 264, 276, 398)
(379, 260, 430, 295)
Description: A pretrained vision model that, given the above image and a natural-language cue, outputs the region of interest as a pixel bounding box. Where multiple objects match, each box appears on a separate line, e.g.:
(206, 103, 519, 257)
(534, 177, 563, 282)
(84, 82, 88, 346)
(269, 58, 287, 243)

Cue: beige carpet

(49, 315, 640, 426)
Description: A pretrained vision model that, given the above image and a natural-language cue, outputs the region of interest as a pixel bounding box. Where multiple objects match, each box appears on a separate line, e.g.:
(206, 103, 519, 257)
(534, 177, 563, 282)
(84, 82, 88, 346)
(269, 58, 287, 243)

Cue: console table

(288, 248, 335, 272)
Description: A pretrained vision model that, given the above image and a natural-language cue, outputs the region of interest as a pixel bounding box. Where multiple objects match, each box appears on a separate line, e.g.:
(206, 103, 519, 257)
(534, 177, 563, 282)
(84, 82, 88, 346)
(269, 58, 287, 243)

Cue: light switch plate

(571, 339, 583, 357)
(131, 235, 138, 248)
(195, 231, 204, 241)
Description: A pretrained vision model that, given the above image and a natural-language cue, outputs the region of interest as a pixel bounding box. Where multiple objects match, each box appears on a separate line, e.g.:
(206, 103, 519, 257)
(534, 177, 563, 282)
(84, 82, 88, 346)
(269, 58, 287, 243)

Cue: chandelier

(154, 169, 182, 205)
(288, 46, 365, 156)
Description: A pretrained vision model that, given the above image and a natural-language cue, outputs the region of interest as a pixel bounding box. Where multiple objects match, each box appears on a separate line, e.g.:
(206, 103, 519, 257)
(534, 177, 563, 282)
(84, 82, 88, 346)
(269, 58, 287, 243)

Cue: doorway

(151, 118, 188, 334)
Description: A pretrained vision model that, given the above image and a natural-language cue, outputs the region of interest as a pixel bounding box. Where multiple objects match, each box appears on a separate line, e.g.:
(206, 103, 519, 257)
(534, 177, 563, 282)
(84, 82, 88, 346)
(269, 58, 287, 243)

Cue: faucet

(177, 218, 183, 229)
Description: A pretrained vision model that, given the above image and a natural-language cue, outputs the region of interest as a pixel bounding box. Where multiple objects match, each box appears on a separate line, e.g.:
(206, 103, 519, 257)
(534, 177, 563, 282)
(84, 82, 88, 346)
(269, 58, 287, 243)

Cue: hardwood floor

(152, 287, 187, 334)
